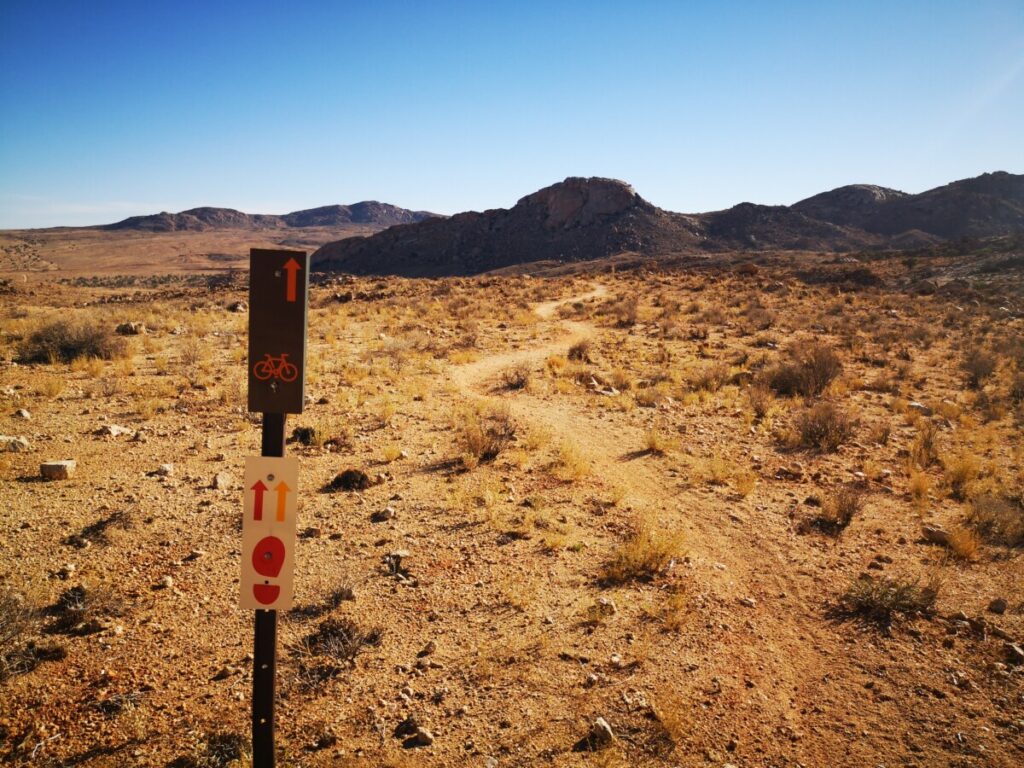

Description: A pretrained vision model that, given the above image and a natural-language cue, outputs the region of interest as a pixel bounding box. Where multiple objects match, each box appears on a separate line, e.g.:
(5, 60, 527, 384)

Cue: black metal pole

(253, 412, 286, 768)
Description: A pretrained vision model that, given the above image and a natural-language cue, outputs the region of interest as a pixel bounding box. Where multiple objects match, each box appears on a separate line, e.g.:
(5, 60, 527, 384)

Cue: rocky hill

(312, 172, 1023, 277)
(793, 172, 1024, 239)
(103, 202, 435, 232)
(312, 178, 705, 277)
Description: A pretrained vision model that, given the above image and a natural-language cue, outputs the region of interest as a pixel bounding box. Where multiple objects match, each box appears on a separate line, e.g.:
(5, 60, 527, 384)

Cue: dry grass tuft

(946, 526, 981, 561)
(457, 404, 516, 467)
(599, 515, 685, 586)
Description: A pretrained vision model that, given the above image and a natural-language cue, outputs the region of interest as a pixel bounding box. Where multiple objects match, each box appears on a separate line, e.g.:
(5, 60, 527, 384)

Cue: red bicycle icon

(252, 353, 299, 383)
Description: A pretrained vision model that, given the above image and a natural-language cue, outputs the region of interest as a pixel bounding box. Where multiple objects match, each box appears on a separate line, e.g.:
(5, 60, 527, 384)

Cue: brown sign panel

(248, 249, 309, 414)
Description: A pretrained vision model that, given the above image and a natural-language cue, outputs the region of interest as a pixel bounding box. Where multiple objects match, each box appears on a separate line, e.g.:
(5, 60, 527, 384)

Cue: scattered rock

(227, 301, 248, 313)
(407, 727, 434, 748)
(739, 597, 757, 608)
(907, 401, 934, 417)
(574, 717, 614, 751)
(299, 527, 322, 539)
(922, 524, 951, 546)
(95, 424, 132, 438)
(156, 575, 174, 590)
(115, 322, 147, 335)
(988, 598, 1007, 615)
(183, 549, 204, 562)
(152, 464, 174, 477)
(40, 460, 76, 480)
(2, 435, 31, 452)
(212, 665, 238, 681)
(1006, 643, 1024, 666)
(326, 469, 372, 492)
(13, 409, 31, 420)
(371, 507, 396, 523)
(212, 471, 234, 490)
(417, 640, 437, 658)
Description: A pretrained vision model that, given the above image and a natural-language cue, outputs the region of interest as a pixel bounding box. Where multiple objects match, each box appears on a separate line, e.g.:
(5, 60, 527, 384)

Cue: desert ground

(1, 251, 1022, 767)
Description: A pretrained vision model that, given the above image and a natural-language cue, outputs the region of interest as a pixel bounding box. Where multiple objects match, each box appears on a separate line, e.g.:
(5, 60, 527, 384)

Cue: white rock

(1, 435, 31, 452)
(40, 460, 76, 480)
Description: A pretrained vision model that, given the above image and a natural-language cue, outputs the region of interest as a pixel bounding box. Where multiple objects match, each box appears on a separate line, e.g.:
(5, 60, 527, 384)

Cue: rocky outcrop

(311, 177, 703, 277)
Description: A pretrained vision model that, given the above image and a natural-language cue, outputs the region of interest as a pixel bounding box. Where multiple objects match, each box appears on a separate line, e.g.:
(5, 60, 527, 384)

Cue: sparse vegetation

(457, 404, 516, 467)
(838, 574, 939, 627)
(795, 401, 855, 452)
(767, 341, 843, 397)
(599, 515, 685, 585)
(18, 319, 127, 363)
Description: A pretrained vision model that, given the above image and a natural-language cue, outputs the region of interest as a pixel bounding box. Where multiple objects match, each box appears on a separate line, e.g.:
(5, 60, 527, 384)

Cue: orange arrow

(283, 257, 300, 302)
(251, 479, 268, 521)
(273, 480, 291, 522)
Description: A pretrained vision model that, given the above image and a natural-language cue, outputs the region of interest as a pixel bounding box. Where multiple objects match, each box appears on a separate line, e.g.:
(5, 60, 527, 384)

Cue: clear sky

(1, 1, 1022, 228)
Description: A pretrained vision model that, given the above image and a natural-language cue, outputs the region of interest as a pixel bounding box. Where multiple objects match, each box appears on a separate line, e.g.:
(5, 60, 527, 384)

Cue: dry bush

(644, 426, 677, 455)
(838, 574, 939, 627)
(688, 362, 731, 393)
(612, 296, 639, 327)
(501, 364, 531, 391)
(48, 584, 121, 635)
(909, 470, 930, 509)
(556, 440, 590, 481)
(568, 339, 592, 362)
(599, 516, 685, 586)
(767, 341, 842, 397)
(946, 526, 981, 561)
(746, 383, 775, 420)
(962, 348, 997, 389)
(457, 405, 516, 466)
(910, 421, 939, 468)
(969, 494, 1024, 546)
(813, 485, 865, 534)
(18, 320, 127, 363)
(732, 469, 757, 498)
(943, 451, 980, 501)
(796, 402, 855, 452)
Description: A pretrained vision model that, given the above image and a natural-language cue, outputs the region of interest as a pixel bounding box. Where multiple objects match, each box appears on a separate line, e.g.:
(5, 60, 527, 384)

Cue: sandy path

(445, 282, 836, 761)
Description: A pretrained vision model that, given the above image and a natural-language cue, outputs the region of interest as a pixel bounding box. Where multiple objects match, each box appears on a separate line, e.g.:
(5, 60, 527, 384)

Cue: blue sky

(1, 1, 1022, 228)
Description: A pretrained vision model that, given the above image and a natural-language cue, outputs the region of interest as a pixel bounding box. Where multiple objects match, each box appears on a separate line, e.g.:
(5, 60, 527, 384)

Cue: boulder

(41, 460, 76, 480)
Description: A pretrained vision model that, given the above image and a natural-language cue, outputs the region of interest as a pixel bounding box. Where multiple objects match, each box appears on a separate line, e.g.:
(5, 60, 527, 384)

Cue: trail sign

(248, 249, 309, 414)
(241, 456, 298, 610)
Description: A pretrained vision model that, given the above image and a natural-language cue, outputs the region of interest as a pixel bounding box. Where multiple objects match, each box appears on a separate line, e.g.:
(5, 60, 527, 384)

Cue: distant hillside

(312, 172, 1023, 277)
(793, 172, 1024, 239)
(103, 202, 436, 232)
(312, 178, 704, 277)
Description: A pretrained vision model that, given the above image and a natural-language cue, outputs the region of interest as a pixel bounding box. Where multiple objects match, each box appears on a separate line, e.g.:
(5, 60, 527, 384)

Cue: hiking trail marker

(240, 456, 298, 610)
(244, 248, 309, 768)
(248, 249, 310, 415)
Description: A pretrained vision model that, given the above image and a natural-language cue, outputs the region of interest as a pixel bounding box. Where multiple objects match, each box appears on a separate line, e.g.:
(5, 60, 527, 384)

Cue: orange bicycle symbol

(252, 353, 299, 383)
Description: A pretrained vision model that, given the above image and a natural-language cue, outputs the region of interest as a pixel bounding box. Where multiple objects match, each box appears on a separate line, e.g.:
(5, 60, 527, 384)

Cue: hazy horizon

(2, 1, 1022, 229)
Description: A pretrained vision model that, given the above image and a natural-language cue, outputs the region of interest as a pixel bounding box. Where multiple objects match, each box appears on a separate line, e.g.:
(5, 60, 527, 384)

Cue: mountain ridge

(102, 201, 438, 233)
(311, 171, 1023, 277)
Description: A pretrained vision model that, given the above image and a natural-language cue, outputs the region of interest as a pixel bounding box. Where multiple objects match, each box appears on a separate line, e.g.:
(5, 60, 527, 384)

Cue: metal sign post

(245, 248, 309, 768)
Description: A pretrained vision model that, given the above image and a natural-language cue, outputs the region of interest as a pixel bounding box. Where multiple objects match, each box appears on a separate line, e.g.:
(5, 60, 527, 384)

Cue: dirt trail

(446, 283, 835, 762)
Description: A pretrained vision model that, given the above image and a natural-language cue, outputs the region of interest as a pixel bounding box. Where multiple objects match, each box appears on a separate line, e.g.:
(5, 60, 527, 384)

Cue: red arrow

(251, 479, 268, 521)
(273, 480, 291, 522)
(283, 257, 300, 302)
